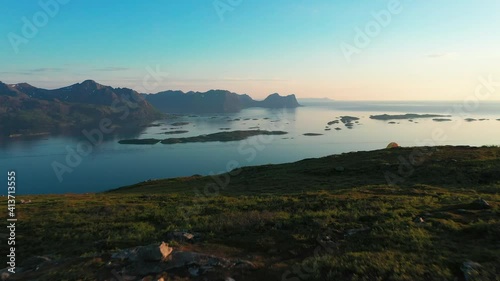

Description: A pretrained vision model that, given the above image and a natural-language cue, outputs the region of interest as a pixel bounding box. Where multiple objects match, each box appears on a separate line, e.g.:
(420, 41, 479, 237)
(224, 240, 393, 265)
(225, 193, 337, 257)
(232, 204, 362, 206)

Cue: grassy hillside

(1, 146, 499, 280)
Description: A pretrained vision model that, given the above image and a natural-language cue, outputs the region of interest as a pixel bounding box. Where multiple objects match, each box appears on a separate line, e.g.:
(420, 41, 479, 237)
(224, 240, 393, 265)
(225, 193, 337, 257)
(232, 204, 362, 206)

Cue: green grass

(1, 146, 499, 280)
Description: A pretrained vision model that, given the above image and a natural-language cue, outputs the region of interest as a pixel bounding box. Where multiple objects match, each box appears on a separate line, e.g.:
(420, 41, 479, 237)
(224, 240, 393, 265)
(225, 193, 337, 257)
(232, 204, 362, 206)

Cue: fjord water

(2, 101, 500, 194)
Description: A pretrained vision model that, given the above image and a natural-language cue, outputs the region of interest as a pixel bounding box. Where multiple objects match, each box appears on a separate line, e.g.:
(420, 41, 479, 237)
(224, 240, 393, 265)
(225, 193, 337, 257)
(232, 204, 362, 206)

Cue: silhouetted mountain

(0, 80, 163, 137)
(144, 89, 300, 113)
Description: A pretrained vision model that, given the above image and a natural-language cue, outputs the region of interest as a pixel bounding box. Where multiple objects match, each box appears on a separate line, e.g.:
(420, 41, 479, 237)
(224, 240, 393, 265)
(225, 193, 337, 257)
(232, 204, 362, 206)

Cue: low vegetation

(1, 146, 499, 280)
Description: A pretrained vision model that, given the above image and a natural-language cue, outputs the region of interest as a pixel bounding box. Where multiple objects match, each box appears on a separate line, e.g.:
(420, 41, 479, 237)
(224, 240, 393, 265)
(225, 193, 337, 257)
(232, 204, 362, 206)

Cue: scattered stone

(461, 261, 483, 281)
(414, 217, 425, 223)
(1, 270, 11, 281)
(165, 231, 197, 243)
(345, 227, 370, 236)
(470, 199, 492, 210)
(20, 256, 52, 271)
(233, 260, 257, 270)
(188, 266, 200, 276)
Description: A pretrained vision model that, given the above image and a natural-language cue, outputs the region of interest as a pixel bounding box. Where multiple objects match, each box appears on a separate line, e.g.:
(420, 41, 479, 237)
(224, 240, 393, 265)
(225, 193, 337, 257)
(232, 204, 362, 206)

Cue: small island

(433, 118, 452, 122)
(370, 113, 451, 120)
(161, 130, 288, 144)
(303, 133, 323, 136)
(327, 116, 360, 129)
(170, 122, 190, 126)
(118, 139, 161, 145)
(161, 130, 189, 135)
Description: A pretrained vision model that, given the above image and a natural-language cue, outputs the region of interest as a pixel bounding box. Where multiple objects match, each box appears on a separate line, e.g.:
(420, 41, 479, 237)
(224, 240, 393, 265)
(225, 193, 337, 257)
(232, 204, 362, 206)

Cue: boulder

(20, 255, 52, 271)
(345, 227, 370, 237)
(1, 269, 11, 281)
(165, 251, 232, 271)
(470, 199, 492, 210)
(112, 242, 173, 262)
(335, 166, 345, 172)
(125, 261, 168, 276)
(233, 260, 257, 270)
(138, 242, 173, 262)
(461, 261, 482, 281)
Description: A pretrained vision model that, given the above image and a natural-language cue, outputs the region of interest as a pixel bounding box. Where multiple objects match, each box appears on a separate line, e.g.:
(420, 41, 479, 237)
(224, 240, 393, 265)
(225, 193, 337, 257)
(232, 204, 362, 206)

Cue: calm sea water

(2, 101, 500, 195)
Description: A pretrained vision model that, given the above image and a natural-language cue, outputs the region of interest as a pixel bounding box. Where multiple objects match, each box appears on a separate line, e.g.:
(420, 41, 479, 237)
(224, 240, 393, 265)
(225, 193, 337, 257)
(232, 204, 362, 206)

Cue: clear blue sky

(1, 0, 499, 100)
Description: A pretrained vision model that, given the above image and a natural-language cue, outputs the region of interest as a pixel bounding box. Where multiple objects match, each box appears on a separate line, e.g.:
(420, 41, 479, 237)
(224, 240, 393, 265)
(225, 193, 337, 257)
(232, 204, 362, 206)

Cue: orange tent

(386, 142, 399, 149)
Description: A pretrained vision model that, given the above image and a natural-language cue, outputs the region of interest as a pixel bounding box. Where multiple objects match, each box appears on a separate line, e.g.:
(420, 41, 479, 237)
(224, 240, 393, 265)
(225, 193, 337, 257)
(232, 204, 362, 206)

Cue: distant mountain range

(0, 80, 163, 137)
(143, 90, 300, 113)
(0, 80, 301, 137)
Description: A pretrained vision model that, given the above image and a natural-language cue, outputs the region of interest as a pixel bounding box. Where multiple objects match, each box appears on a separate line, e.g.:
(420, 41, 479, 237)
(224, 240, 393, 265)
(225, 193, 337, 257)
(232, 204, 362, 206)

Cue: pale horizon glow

(1, 1, 499, 100)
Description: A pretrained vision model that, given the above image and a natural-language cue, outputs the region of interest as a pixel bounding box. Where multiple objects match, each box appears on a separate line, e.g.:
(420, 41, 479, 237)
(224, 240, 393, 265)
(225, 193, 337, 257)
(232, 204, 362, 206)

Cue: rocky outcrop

(108, 242, 256, 279)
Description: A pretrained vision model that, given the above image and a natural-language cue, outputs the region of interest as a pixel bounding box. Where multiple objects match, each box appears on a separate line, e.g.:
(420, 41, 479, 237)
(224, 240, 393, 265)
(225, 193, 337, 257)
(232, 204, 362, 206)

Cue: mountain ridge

(0, 80, 163, 137)
(143, 89, 301, 113)
(0, 80, 302, 137)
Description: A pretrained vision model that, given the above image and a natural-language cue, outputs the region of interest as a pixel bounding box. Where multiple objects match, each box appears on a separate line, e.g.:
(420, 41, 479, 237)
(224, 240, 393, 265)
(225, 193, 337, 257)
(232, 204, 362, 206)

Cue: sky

(1, 0, 500, 100)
